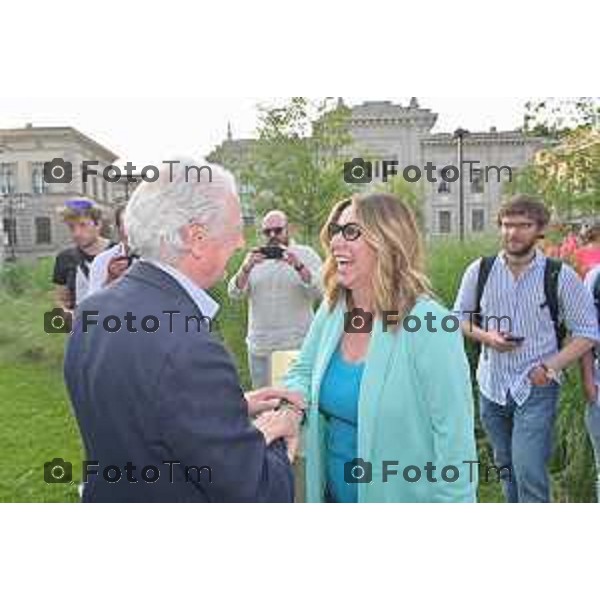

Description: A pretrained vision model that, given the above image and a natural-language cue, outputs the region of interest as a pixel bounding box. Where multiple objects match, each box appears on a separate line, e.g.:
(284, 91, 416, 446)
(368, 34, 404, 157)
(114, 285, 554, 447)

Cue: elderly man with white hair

(64, 158, 304, 503)
(228, 210, 323, 388)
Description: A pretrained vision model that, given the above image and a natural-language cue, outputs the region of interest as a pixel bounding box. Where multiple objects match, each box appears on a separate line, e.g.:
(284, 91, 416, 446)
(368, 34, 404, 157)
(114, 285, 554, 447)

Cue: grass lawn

(0, 253, 254, 503)
(0, 361, 82, 502)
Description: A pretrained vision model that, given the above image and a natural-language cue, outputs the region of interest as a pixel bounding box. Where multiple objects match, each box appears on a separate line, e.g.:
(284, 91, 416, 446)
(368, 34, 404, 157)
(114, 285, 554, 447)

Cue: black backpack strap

(474, 257, 497, 329)
(544, 257, 565, 349)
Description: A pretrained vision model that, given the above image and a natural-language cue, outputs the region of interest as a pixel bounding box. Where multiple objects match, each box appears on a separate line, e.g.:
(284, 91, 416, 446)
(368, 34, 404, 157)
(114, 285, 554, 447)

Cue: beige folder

(270, 351, 300, 387)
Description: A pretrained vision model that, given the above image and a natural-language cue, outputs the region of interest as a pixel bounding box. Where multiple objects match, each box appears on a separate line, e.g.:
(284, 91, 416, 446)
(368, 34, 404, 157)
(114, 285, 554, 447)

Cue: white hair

(124, 157, 238, 262)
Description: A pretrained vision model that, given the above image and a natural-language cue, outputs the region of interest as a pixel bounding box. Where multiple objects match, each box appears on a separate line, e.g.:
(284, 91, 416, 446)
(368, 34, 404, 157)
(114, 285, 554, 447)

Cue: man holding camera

(228, 211, 323, 388)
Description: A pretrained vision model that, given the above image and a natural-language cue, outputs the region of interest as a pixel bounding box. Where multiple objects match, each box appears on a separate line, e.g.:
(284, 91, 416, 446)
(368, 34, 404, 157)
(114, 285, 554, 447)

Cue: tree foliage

(509, 98, 600, 218)
(524, 97, 600, 135)
(244, 97, 354, 241)
(372, 176, 425, 228)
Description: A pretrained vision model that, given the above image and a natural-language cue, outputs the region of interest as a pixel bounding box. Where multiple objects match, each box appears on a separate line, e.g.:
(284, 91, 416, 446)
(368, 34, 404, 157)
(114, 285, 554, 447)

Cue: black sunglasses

(327, 222, 362, 242)
(263, 227, 285, 237)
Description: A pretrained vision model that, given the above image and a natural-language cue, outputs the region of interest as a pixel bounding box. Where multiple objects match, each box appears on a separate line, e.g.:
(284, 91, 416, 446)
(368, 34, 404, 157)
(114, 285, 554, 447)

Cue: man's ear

(187, 223, 207, 258)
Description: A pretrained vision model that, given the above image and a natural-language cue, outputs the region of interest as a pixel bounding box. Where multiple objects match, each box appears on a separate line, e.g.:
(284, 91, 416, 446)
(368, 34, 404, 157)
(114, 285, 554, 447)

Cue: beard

(504, 239, 538, 258)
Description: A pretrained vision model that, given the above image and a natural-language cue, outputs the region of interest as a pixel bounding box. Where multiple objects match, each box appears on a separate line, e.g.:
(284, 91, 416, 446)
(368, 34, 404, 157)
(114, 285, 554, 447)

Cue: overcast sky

(0, 97, 528, 167)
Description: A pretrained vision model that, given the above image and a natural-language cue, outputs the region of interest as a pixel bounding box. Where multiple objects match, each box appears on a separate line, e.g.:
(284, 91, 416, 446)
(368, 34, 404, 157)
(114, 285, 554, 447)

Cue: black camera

(344, 309, 374, 334)
(44, 308, 73, 334)
(260, 246, 285, 260)
(43, 158, 73, 184)
(344, 459, 373, 484)
(44, 458, 73, 484)
(344, 158, 373, 184)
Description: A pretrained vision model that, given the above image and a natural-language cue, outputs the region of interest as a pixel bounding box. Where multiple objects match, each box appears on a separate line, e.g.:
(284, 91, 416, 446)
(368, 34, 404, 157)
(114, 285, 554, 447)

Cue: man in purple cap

(52, 199, 113, 311)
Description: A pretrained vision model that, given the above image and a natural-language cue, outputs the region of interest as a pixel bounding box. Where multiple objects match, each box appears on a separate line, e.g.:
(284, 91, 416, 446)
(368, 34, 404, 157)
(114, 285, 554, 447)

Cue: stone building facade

(0, 125, 128, 263)
(210, 99, 549, 237)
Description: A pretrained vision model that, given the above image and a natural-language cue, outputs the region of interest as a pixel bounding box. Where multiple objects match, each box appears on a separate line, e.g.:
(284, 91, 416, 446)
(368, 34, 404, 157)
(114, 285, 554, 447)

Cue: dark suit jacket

(64, 261, 294, 503)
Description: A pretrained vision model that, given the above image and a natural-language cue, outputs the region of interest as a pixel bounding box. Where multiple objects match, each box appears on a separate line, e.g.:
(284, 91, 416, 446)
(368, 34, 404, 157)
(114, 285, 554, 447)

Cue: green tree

(524, 97, 600, 134)
(509, 98, 600, 218)
(245, 97, 353, 242)
(373, 175, 425, 229)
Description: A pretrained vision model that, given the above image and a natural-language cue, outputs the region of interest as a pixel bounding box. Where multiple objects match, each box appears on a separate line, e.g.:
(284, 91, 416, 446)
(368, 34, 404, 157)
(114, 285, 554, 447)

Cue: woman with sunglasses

(284, 194, 478, 503)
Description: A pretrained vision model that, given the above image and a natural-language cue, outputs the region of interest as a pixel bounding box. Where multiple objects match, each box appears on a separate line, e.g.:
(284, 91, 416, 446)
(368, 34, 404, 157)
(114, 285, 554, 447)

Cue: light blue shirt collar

(145, 260, 220, 320)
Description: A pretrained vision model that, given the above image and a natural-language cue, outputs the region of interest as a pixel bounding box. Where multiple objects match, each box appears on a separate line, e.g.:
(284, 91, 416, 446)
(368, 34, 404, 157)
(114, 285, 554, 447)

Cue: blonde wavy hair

(320, 193, 433, 328)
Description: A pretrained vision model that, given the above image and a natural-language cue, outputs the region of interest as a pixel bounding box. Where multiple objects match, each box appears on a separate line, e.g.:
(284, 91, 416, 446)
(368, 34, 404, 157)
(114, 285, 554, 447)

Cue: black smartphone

(260, 246, 285, 260)
(126, 252, 140, 267)
(504, 335, 526, 344)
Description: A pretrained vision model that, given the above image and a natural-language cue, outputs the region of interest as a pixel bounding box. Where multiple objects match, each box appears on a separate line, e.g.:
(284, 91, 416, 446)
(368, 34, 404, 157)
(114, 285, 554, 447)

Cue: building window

(438, 168, 454, 194)
(438, 181, 451, 194)
(2, 217, 17, 246)
(471, 170, 484, 194)
(103, 179, 108, 202)
(92, 177, 98, 199)
(35, 217, 52, 245)
(82, 178, 87, 196)
(31, 163, 48, 195)
(0, 163, 16, 194)
(439, 211, 452, 234)
(472, 209, 485, 233)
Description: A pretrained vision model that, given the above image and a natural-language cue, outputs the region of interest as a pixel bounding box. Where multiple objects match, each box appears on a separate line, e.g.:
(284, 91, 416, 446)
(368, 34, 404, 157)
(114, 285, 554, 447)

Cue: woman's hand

(245, 388, 306, 418)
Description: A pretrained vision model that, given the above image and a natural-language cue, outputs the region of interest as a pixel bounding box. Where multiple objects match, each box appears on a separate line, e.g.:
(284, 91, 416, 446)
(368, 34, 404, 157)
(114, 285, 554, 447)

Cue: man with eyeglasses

(52, 199, 113, 311)
(228, 210, 323, 388)
(454, 195, 600, 503)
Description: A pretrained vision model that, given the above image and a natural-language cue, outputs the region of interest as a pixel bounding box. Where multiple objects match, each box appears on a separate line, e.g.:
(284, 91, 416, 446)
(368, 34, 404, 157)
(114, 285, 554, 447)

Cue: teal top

(285, 297, 478, 503)
(319, 347, 365, 503)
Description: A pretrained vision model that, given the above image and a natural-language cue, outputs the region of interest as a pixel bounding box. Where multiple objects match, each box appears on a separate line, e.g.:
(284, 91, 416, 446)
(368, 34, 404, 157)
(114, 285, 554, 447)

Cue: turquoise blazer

(285, 297, 478, 503)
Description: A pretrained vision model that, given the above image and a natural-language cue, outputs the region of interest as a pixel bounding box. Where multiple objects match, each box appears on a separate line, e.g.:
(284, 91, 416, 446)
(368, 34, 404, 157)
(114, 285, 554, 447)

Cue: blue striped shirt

(454, 251, 600, 406)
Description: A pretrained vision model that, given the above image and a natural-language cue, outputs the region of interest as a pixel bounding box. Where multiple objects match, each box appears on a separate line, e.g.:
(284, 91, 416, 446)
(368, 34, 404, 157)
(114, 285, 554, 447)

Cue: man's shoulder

(585, 266, 600, 289)
(461, 256, 490, 280)
(555, 259, 583, 287)
(55, 247, 80, 262)
(77, 275, 214, 352)
(587, 264, 600, 281)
